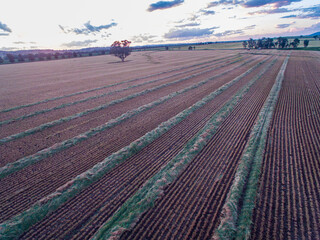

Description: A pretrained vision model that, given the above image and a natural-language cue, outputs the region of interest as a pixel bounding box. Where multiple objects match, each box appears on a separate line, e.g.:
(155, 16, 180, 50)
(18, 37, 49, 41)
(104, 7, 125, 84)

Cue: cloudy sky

(0, 0, 319, 50)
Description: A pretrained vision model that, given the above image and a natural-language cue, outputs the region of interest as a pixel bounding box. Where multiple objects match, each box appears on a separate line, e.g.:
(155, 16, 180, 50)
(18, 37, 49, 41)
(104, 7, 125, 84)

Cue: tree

(277, 37, 288, 48)
(313, 35, 318, 40)
(242, 41, 247, 49)
(54, 52, 60, 59)
(0, 57, 4, 64)
(28, 54, 35, 61)
(248, 38, 256, 49)
(290, 38, 300, 48)
(304, 40, 309, 48)
(7, 54, 15, 63)
(110, 40, 132, 62)
(18, 54, 25, 62)
(46, 53, 52, 60)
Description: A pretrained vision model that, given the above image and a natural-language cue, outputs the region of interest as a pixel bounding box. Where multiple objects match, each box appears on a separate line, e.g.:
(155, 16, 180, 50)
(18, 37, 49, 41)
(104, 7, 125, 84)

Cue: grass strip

(214, 55, 289, 240)
(0, 57, 255, 178)
(0, 55, 236, 114)
(0, 57, 270, 240)
(0, 56, 241, 127)
(91, 58, 278, 240)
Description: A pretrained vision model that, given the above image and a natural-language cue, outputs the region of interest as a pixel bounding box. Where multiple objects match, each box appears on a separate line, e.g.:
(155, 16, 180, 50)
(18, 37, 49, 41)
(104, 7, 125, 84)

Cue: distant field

(0, 50, 319, 239)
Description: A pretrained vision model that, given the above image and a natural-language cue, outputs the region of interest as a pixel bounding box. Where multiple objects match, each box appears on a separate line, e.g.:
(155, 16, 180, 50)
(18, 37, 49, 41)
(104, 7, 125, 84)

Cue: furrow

(91, 56, 280, 240)
(0, 56, 271, 239)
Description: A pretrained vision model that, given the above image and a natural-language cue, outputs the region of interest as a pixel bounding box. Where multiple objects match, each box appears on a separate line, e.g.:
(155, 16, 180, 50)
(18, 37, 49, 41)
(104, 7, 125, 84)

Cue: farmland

(0, 49, 319, 239)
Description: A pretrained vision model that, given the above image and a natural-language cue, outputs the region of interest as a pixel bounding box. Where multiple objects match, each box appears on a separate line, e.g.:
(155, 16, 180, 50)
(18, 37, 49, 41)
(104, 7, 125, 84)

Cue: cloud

(242, 0, 301, 8)
(0, 21, 12, 33)
(280, 4, 320, 19)
(176, 22, 201, 28)
(0, 33, 9, 36)
(281, 14, 297, 18)
(62, 39, 97, 48)
(276, 23, 292, 28)
(148, 0, 184, 12)
(207, 0, 301, 8)
(298, 5, 320, 18)
(199, 9, 216, 15)
(248, 8, 290, 15)
(244, 24, 256, 30)
(212, 29, 244, 37)
(303, 22, 320, 32)
(164, 27, 218, 39)
(131, 34, 157, 43)
(212, 25, 255, 38)
(207, 0, 239, 8)
(60, 21, 117, 35)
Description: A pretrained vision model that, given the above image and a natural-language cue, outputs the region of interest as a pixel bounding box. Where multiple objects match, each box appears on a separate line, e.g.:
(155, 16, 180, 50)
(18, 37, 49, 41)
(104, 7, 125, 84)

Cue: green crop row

(214, 55, 289, 240)
(0, 56, 268, 240)
(91, 57, 277, 240)
(0, 55, 236, 114)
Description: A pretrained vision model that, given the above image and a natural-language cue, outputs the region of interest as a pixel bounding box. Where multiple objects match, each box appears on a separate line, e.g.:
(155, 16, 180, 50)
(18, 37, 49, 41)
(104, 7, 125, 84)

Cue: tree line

(0, 50, 108, 64)
(242, 37, 311, 49)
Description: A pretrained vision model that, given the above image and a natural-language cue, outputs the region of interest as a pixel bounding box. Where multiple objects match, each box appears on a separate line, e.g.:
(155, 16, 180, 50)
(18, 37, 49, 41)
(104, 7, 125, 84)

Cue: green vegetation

(215, 55, 289, 240)
(91, 58, 278, 240)
(0, 58, 267, 239)
(0, 55, 240, 144)
(0, 56, 252, 178)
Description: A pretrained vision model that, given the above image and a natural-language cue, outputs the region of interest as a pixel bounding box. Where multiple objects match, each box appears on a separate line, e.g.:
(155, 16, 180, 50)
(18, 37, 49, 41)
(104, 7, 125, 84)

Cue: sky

(0, 0, 319, 50)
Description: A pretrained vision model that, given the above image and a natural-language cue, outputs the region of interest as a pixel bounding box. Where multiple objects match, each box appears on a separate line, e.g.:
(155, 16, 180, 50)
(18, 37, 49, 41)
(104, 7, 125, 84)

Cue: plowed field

(0, 49, 319, 240)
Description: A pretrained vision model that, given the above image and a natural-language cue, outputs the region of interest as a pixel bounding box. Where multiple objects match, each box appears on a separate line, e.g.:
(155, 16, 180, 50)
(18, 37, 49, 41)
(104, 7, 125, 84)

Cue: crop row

(0, 55, 268, 225)
(0, 54, 239, 127)
(0, 54, 241, 141)
(250, 52, 320, 240)
(214, 54, 289, 240)
(0, 57, 265, 227)
(117, 56, 284, 240)
(0, 55, 276, 237)
(0, 52, 233, 115)
(0, 55, 259, 178)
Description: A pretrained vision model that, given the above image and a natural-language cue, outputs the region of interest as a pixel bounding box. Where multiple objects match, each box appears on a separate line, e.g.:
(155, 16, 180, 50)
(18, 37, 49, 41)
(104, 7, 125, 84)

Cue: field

(0, 49, 319, 239)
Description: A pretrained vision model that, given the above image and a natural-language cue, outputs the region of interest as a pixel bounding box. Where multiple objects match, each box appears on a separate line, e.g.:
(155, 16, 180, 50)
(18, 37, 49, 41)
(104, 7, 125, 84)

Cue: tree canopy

(110, 40, 132, 62)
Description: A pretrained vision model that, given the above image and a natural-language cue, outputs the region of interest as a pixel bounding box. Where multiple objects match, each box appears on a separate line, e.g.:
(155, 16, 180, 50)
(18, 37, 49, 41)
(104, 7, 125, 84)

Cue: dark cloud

(148, 0, 184, 12)
(207, 0, 301, 8)
(0, 21, 12, 33)
(0, 33, 9, 36)
(281, 14, 297, 18)
(298, 5, 320, 18)
(176, 22, 201, 28)
(131, 34, 157, 43)
(60, 21, 117, 35)
(279, 4, 320, 19)
(212, 29, 244, 37)
(248, 4, 319, 19)
(164, 27, 218, 39)
(62, 39, 97, 48)
(242, 0, 301, 8)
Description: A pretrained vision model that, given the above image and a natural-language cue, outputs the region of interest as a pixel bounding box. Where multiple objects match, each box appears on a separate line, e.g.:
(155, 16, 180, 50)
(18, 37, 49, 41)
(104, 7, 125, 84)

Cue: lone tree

(110, 40, 131, 62)
(304, 39, 309, 48)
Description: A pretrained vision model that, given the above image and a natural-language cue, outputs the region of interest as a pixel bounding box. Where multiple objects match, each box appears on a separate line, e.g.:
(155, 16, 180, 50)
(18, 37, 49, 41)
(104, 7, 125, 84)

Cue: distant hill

(309, 32, 320, 36)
